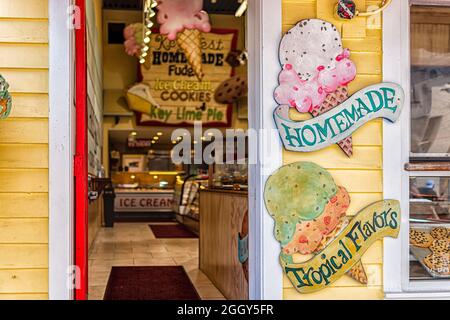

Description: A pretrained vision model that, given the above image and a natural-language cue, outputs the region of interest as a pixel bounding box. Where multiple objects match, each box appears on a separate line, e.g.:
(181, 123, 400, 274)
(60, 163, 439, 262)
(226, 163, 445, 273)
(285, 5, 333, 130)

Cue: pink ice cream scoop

(318, 49, 357, 94)
(157, 0, 212, 41)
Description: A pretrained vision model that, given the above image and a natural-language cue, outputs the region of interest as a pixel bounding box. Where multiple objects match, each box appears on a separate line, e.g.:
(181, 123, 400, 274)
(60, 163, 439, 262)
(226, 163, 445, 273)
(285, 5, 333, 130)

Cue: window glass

(410, 6, 450, 156)
(409, 176, 450, 280)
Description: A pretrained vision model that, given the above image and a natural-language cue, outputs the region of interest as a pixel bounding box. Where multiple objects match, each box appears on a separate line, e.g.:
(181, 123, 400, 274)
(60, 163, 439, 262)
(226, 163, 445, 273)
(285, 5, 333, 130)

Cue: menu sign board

(127, 29, 238, 127)
(115, 192, 175, 213)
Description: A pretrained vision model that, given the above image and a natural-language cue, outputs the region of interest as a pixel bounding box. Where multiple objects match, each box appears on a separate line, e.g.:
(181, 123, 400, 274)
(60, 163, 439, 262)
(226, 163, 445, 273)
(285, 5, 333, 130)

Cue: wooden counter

(199, 189, 249, 300)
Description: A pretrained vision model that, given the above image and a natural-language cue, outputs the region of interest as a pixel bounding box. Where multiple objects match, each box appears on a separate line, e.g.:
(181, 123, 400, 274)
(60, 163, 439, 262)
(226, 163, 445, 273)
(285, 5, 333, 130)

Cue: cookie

(430, 239, 450, 254)
(431, 227, 449, 240)
(409, 229, 433, 248)
(423, 253, 450, 274)
(214, 75, 248, 104)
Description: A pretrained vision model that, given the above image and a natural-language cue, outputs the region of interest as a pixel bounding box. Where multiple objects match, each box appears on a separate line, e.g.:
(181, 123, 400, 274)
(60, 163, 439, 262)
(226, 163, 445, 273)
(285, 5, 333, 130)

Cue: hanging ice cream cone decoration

(157, 0, 212, 81)
(310, 86, 353, 157)
(177, 28, 204, 80)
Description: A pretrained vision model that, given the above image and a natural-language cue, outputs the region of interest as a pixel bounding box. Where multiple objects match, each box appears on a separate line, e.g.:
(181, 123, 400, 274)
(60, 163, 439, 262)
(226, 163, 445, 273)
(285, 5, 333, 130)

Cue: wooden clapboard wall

(0, 0, 49, 299)
(282, 0, 384, 300)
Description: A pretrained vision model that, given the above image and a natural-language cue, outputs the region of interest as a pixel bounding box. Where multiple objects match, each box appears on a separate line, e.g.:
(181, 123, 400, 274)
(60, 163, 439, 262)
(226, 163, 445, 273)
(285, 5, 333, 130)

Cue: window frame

(383, 0, 450, 298)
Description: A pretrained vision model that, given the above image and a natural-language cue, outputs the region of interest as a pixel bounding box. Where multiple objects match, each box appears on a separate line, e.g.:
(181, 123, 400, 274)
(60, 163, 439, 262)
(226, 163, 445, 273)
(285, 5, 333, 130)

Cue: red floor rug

(103, 266, 201, 300)
(149, 224, 198, 239)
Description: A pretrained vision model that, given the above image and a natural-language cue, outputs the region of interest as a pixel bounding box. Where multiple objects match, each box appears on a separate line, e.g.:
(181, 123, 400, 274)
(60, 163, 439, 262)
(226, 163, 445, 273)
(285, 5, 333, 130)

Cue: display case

(210, 162, 248, 191)
(111, 171, 181, 214)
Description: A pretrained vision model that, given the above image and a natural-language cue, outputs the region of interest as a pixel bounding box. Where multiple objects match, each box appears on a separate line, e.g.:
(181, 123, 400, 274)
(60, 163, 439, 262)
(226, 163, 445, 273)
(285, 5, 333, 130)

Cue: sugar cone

(177, 29, 204, 81)
(310, 86, 353, 157)
(347, 261, 368, 284)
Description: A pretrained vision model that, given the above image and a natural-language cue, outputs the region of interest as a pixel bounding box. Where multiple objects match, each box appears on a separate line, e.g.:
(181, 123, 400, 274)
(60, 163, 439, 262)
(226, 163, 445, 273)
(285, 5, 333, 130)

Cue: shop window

(408, 4, 450, 288)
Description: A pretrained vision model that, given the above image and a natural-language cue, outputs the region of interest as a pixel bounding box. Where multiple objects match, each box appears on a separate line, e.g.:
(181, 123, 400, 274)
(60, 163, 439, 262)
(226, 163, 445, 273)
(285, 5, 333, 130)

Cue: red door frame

(75, 0, 88, 300)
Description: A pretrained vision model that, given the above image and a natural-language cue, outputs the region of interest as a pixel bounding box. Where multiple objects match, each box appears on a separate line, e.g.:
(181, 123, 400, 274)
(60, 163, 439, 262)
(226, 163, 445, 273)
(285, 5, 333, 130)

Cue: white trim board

(247, 0, 284, 300)
(49, 0, 75, 300)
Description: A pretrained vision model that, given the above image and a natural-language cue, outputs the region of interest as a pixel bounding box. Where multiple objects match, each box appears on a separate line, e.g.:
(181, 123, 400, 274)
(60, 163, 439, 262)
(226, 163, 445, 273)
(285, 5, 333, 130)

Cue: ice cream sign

(125, 0, 238, 127)
(264, 162, 401, 294)
(273, 19, 404, 156)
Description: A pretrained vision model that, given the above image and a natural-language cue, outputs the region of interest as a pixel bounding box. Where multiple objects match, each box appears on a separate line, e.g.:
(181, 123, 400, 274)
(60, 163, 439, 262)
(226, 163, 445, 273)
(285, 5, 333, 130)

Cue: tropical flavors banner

(264, 162, 401, 294)
(126, 29, 238, 127)
(281, 200, 400, 293)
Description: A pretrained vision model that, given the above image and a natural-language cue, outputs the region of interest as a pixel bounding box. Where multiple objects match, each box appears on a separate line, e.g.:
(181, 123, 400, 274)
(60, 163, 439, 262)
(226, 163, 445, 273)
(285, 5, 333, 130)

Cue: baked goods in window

(429, 239, 450, 255)
(410, 229, 433, 248)
(430, 227, 449, 240)
(423, 253, 450, 275)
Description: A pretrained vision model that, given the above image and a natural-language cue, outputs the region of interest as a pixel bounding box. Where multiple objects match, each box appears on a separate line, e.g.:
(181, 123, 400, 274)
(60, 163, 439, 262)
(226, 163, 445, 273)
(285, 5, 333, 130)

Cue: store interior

(86, 0, 250, 300)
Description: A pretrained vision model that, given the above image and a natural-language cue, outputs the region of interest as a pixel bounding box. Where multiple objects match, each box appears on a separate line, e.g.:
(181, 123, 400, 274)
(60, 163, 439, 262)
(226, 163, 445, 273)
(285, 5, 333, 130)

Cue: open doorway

(80, 0, 251, 300)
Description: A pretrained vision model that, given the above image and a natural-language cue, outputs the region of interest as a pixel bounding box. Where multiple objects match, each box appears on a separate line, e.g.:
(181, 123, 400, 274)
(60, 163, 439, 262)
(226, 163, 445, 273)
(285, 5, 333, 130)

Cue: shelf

(405, 162, 450, 172)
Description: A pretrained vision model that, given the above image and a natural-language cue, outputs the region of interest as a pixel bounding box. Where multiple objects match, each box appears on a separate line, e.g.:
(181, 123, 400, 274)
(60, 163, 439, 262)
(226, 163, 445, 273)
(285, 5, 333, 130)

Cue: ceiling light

(130, 132, 138, 136)
(235, 0, 248, 17)
(157, 132, 163, 136)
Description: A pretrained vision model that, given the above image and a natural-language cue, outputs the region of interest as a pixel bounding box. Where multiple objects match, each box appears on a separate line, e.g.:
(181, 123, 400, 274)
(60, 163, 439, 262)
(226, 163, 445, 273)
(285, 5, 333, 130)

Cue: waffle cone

(347, 261, 368, 284)
(310, 86, 353, 157)
(177, 29, 204, 81)
(314, 218, 368, 285)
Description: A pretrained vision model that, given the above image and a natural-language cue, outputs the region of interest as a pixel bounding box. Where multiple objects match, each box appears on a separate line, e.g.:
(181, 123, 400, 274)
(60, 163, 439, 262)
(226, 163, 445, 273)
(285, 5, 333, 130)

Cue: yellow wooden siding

(0, 0, 49, 298)
(282, 0, 384, 300)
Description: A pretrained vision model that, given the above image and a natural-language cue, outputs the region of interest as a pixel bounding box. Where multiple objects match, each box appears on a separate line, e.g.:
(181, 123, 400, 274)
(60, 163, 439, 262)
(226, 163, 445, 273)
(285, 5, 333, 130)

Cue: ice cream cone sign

(264, 162, 400, 293)
(157, 0, 212, 81)
(273, 19, 404, 157)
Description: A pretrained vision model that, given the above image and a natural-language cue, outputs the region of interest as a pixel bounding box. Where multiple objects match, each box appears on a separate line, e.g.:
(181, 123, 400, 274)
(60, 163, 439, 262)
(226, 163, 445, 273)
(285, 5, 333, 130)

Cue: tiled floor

(88, 222, 226, 300)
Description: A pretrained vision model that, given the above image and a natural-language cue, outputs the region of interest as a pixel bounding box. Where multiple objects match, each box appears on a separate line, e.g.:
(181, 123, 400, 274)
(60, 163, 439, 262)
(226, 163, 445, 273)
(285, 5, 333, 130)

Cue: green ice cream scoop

(264, 162, 338, 245)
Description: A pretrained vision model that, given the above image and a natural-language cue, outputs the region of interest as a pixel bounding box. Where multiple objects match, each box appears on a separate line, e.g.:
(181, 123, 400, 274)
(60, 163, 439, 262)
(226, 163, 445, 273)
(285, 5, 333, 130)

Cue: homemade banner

(274, 83, 405, 153)
(264, 162, 401, 293)
(273, 19, 405, 156)
(127, 29, 238, 127)
(281, 200, 400, 294)
(0, 75, 12, 120)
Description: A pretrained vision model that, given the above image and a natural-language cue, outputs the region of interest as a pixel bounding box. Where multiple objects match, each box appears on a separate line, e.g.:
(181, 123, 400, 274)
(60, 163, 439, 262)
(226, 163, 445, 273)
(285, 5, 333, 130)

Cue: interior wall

(281, 0, 385, 300)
